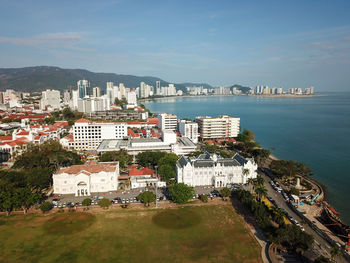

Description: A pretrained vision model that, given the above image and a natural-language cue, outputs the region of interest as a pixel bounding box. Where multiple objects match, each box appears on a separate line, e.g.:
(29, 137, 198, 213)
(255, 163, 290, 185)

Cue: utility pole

(155, 166, 158, 208)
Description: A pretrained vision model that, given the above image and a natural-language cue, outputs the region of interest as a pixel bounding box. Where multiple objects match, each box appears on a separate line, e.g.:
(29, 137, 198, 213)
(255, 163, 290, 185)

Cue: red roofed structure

(129, 167, 155, 177)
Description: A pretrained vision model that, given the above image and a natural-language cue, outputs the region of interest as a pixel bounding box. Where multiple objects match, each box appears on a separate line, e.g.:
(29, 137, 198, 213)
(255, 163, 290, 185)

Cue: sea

(144, 92, 350, 225)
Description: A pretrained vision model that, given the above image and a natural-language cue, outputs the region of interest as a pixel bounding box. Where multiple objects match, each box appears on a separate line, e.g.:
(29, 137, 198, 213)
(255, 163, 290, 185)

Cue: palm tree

(243, 168, 250, 176)
(255, 185, 267, 202)
(330, 246, 341, 262)
(247, 177, 255, 194)
(271, 206, 285, 225)
(255, 175, 264, 187)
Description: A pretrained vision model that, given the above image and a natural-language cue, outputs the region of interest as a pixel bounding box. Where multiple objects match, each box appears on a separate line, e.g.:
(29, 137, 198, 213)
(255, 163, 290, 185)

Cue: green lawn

(0, 205, 262, 263)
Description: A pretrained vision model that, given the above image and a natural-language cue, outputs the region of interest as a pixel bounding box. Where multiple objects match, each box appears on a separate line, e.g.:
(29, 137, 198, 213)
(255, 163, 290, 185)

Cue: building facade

(195, 115, 240, 139)
(40, 89, 61, 110)
(73, 118, 127, 151)
(179, 120, 198, 143)
(176, 152, 257, 187)
(53, 161, 119, 196)
(158, 113, 178, 131)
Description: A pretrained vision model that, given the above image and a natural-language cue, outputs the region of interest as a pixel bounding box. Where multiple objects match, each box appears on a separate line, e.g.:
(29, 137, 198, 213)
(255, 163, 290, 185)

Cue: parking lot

(48, 185, 231, 208)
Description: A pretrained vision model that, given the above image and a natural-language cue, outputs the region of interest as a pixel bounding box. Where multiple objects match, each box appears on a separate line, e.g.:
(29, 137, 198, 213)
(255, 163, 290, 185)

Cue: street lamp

(155, 165, 158, 208)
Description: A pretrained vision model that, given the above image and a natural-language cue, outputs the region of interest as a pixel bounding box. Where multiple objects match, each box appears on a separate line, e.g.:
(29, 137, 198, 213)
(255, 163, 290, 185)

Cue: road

(260, 173, 349, 263)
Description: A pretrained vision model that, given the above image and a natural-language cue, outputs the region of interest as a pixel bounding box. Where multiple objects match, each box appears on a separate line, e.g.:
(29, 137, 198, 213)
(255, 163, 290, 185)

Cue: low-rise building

(72, 118, 127, 151)
(176, 152, 257, 187)
(97, 131, 197, 156)
(128, 167, 166, 189)
(53, 161, 119, 196)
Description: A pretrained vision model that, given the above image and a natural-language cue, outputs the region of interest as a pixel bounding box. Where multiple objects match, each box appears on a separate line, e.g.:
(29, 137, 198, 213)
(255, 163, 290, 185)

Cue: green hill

(0, 66, 213, 93)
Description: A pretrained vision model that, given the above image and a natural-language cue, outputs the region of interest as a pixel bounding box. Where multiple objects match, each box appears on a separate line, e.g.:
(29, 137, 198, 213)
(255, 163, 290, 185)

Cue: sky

(0, 0, 350, 91)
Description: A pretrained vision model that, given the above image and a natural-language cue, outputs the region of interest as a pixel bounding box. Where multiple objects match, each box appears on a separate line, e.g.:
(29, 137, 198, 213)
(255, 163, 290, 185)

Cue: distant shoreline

(139, 93, 325, 102)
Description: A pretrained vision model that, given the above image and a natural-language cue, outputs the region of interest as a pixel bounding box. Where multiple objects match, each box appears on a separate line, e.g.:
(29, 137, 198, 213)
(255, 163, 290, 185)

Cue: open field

(0, 204, 262, 263)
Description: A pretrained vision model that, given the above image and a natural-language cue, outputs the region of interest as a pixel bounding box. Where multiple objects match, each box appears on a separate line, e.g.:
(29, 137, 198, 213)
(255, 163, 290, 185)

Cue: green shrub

(40, 201, 53, 213)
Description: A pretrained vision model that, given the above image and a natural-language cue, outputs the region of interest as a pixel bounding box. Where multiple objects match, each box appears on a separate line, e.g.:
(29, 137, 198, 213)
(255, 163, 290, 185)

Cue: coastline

(139, 93, 325, 103)
(268, 153, 326, 199)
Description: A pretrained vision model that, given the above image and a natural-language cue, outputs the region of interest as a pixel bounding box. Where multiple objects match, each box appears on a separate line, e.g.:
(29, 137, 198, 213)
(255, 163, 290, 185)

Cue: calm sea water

(144, 93, 350, 224)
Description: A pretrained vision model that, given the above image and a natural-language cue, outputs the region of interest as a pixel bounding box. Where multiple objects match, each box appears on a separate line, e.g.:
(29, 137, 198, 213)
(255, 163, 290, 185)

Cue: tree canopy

(169, 183, 195, 204)
(99, 150, 132, 168)
(136, 151, 179, 183)
(137, 191, 156, 206)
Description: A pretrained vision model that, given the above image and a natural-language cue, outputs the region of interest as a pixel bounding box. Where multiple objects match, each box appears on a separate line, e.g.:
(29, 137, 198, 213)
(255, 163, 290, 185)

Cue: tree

(255, 185, 268, 201)
(40, 201, 53, 213)
(314, 256, 332, 263)
(270, 160, 299, 179)
(169, 183, 195, 204)
(17, 187, 40, 214)
(290, 187, 300, 196)
(254, 175, 264, 187)
(242, 129, 255, 141)
(0, 190, 19, 216)
(158, 164, 176, 183)
(247, 177, 255, 193)
(100, 150, 132, 168)
(137, 191, 156, 206)
(82, 198, 92, 207)
(219, 187, 231, 201)
(136, 151, 166, 167)
(243, 168, 250, 176)
(200, 194, 208, 203)
(330, 246, 341, 262)
(158, 153, 178, 168)
(270, 206, 285, 226)
(98, 198, 111, 209)
(270, 224, 314, 251)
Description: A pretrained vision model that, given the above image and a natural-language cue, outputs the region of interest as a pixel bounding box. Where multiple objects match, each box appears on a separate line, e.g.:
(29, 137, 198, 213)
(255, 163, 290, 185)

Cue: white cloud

(0, 32, 84, 48)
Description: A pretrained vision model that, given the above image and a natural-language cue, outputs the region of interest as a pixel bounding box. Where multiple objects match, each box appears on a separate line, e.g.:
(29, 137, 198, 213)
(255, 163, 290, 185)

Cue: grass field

(0, 205, 262, 263)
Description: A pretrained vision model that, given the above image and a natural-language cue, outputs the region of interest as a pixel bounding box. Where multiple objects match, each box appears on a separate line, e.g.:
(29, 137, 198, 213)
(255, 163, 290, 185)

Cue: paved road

(260, 173, 349, 263)
(48, 186, 221, 206)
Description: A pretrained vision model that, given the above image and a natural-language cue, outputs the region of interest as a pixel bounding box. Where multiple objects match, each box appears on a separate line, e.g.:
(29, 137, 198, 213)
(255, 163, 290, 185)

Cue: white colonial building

(176, 152, 257, 187)
(53, 161, 119, 196)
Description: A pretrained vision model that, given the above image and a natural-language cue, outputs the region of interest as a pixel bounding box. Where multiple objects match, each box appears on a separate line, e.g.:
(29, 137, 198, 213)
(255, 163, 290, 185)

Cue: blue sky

(0, 0, 350, 91)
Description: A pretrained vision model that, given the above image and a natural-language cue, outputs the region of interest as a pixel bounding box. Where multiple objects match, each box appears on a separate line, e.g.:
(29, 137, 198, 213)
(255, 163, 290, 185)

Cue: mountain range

(0, 66, 251, 94)
(0, 66, 214, 93)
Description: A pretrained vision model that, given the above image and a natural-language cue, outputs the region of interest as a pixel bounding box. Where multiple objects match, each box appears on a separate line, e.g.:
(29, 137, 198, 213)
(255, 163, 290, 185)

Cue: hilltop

(0, 66, 214, 93)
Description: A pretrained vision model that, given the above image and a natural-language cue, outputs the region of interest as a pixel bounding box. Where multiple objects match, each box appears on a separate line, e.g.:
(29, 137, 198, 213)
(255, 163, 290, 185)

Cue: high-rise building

(77, 80, 90, 98)
(119, 83, 126, 98)
(158, 113, 178, 131)
(71, 90, 79, 109)
(63, 90, 71, 104)
(195, 115, 240, 139)
(156, 81, 161, 95)
(127, 91, 137, 106)
(106, 82, 114, 103)
(40, 89, 61, 110)
(179, 120, 198, 143)
(92, 87, 101, 97)
(0, 92, 4, 104)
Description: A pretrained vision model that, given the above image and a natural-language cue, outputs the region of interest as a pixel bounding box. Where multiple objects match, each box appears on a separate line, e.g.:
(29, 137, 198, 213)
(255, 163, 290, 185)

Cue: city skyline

(0, 0, 350, 91)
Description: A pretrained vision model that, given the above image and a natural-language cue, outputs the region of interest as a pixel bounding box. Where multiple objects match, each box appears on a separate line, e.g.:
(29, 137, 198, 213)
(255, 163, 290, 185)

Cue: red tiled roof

(17, 131, 29, 136)
(75, 118, 90, 123)
(0, 136, 13, 141)
(129, 167, 155, 176)
(57, 162, 117, 175)
(147, 118, 159, 125)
